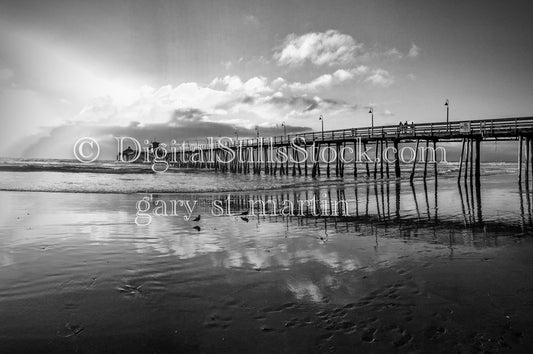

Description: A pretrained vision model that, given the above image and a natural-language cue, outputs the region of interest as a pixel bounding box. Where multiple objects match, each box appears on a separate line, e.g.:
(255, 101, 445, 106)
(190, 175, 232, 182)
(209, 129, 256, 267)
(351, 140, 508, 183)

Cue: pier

(160, 116, 533, 185)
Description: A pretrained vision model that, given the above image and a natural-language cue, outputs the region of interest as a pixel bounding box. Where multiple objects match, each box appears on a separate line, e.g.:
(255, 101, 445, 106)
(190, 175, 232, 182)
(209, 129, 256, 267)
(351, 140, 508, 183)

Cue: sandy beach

(1, 173, 533, 352)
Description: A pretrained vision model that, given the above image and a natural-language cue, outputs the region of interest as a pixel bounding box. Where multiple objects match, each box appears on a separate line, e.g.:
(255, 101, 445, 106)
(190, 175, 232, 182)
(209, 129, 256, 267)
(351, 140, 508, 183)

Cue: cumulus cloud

(351, 65, 369, 75)
(209, 75, 272, 95)
(384, 48, 403, 59)
(407, 43, 421, 58)
(271, 77, 287, 90)
(243, 14, 260, 26)
(65, 72, 362, 139)
(332, 69, 354, 81)
(17, 66, 375, 158)
(289, 74, 334, 92)
(289, 67, 367, 92)
(273, 30, 420, 67)
(274, 30, 363, 66)
(365, 69, 394, 87)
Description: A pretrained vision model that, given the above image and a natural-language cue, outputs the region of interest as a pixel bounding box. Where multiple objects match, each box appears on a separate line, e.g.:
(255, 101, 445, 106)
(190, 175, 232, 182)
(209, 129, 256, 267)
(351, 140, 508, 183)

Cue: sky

(0, 0, 532, 159)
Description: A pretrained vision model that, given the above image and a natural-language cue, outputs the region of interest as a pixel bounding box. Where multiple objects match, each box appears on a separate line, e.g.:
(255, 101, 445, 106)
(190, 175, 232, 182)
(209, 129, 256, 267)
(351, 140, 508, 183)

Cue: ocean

(0, 159, 532, 352)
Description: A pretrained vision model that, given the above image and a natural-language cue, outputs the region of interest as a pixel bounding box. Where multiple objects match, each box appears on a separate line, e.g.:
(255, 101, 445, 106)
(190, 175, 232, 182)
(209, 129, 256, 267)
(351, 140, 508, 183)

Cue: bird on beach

(193, 215, 201, 222)
(193, 226, 201, 232)
(240, 217, 249, 222)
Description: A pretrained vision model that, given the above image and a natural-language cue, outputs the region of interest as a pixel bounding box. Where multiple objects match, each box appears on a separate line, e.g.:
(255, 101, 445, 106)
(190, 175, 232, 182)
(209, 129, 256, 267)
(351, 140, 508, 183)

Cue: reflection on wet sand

(108, 177, 532, 274)
(1, 175, 533, 352)
(201, 177, 528, 244)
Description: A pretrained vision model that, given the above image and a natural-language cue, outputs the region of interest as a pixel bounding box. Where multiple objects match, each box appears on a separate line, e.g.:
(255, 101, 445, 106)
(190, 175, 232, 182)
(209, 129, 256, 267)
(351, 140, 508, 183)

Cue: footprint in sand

(204, 313, 232, 329)
(117, 283, 143, 297)
(64, 322, 84, 337)
(361, 327, 377, 343)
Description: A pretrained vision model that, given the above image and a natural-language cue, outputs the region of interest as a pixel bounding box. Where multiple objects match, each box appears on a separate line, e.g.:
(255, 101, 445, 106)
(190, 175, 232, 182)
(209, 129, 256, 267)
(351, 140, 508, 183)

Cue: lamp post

(319, 115, 324, 139)
(281, 121, 286, 137)
(369, 107, 374, 132)
(234, 129, 239, 140)
(444, 99, 449, 132)
(255, 126, 259, 138)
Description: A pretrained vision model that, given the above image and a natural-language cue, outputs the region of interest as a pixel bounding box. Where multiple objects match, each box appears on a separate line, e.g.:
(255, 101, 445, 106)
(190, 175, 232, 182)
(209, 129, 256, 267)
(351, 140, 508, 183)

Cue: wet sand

(1, 175, 533, 352)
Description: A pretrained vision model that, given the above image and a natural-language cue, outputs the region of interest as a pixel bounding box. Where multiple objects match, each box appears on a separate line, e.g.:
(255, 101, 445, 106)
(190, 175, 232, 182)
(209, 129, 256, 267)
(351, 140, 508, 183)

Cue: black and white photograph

(1, 0, 533, 352)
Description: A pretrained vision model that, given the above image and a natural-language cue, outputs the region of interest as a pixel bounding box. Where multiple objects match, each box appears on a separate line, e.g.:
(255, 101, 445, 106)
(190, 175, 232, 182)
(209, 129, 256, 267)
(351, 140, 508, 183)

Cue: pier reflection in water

(2, 174, 533, 352)
(191, 176, 528, 252)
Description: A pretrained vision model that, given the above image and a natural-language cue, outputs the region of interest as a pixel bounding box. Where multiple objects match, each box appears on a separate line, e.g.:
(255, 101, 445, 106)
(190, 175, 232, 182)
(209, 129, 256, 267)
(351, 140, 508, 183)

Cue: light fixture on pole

(234, 129, 238, 140)
(369, 107, 374, 129)
(444, 99, 449, 131)
(255, 126, 259, 138)
(281, 121, 287, 138)
(319, 115, 324, 139)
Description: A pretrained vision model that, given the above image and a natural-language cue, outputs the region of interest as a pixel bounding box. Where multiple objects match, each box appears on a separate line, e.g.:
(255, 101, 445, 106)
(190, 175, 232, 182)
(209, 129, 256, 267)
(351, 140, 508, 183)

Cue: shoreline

(1, 172, 533, 352)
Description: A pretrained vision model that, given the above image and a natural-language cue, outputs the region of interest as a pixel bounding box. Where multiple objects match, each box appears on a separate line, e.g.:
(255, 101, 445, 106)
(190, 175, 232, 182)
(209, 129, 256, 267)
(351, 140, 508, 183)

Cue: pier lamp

(281, 121, 287, 138)
(444, 99, 449, 131)
(369, 107, 374, 131)
(234, 129, 238, 140)
(319, 115, 324, 139)
(255, 126, 259, 137)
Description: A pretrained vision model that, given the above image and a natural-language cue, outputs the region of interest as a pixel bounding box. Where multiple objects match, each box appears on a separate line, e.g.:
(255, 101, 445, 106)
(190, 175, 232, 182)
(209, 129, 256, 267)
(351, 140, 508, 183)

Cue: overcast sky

(0, 0, 532, 158)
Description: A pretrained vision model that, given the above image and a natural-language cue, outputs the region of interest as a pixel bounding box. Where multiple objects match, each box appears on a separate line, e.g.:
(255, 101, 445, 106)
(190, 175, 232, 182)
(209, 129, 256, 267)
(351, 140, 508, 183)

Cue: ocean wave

(0, 159, 518, 194)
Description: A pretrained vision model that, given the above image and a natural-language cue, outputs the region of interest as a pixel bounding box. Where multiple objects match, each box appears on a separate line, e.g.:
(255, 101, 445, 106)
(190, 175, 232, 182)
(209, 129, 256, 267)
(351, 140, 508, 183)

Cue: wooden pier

(165, 116, 533, 185)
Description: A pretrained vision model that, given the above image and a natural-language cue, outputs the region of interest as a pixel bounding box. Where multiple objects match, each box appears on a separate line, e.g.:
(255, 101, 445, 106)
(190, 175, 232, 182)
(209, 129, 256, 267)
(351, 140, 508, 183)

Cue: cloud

(58, 73, 356, 142)
(16, 71, 363, 158)
(289, 67, 367, 92)
(263, 94, 349, 113)
(220, 61, 232, 70)
(273, 30, 417, 68)
(12, 68, 370, 158)
(365, 69, 394, 87)
(274, 30, 363, 66)
(209, 75, 272, 95)
(243, 14, 260, 26)
(289, 74, 334, 92)
(271, 77, 287, 90)
(21, 115, 314, 159)
(384, 48, 403, 59)
(351, 65, 369, 75)
(171, 108, 207, 122)
(407, 43, 421, 58)
(332, 69, 354, 81)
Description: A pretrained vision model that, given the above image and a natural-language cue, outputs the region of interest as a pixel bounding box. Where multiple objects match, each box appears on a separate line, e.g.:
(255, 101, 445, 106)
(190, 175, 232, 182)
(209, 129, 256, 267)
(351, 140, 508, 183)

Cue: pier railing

(188, 116, 533, 150)
(165, 115, 533, 185)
